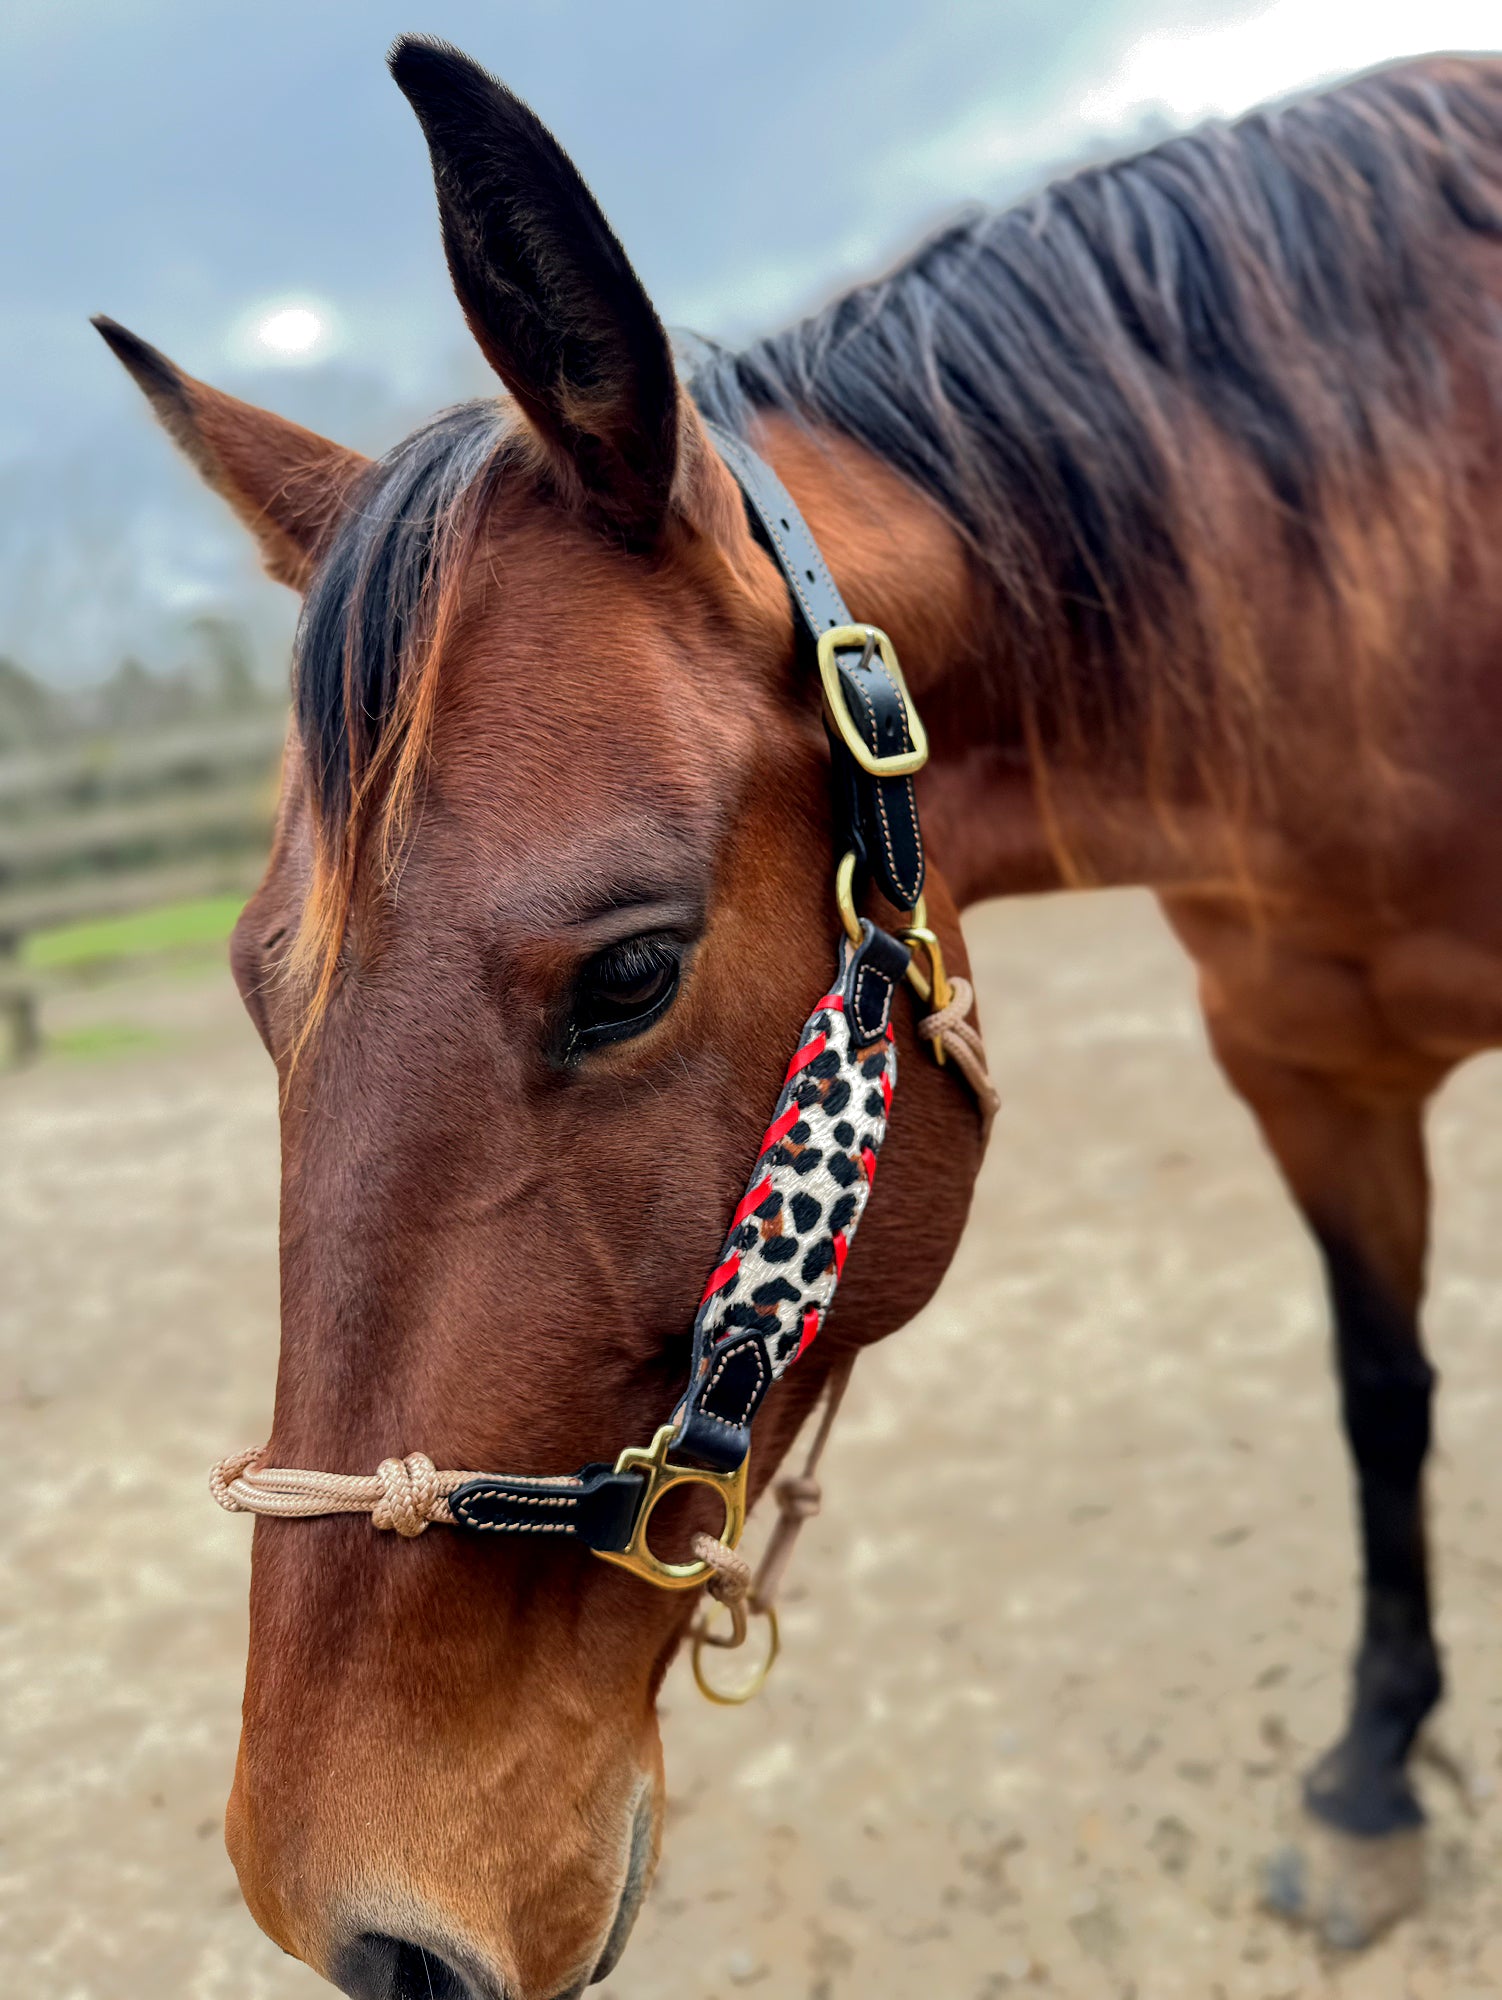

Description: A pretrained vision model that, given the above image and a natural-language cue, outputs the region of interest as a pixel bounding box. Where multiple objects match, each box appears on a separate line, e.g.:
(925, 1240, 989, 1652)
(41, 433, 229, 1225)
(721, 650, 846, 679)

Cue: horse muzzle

(230, 1732, 661, 2000)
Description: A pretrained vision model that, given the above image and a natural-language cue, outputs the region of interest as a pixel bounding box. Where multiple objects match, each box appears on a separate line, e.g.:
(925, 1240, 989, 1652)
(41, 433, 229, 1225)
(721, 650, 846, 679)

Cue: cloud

(8, 1, 1498, 681)
(1079, 0, 1500, 127)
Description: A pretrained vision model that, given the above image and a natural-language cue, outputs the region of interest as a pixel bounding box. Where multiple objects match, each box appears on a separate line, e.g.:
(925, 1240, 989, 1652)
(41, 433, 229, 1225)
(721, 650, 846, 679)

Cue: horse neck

(754, 413, 1223, 911)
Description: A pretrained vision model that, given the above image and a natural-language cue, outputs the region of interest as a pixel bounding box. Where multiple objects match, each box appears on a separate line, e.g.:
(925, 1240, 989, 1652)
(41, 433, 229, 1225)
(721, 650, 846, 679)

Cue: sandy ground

(5, 888, 1502, 2000)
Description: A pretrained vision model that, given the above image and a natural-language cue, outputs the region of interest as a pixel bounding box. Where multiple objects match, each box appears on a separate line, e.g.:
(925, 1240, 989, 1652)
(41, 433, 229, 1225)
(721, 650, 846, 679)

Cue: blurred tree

(0, 655, 60, 750)
(97, 656, 176, 732)
(189, 614, 261, 712)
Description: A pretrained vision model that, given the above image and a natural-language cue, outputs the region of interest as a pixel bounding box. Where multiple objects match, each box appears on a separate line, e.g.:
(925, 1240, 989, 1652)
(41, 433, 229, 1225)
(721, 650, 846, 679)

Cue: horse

(97, 36, 1502, 1999)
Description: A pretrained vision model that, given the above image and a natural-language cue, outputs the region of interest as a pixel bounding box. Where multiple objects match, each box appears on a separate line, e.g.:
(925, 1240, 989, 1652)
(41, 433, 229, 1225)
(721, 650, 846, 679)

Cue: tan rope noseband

(214, 1365, 860, 1706)
(211, 1447, 482, 1536)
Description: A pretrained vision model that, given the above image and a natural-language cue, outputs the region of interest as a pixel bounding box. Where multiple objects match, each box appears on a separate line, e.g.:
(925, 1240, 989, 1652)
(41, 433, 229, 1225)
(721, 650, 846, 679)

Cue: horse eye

(570, 938, 681, 1053)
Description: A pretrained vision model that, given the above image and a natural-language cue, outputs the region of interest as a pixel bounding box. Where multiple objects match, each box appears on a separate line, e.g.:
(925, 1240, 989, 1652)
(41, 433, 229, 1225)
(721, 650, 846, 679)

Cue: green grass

(47, 1021, 168, 1061)
(22, 893, 244, 973)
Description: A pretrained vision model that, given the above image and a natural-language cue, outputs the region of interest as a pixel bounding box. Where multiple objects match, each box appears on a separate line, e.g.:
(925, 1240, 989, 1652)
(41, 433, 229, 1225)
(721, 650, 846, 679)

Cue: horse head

(101, 38, 985, 2000)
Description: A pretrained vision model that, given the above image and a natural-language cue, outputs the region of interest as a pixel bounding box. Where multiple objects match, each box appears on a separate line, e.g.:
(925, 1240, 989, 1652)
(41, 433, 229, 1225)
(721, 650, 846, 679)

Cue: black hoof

(1303, 1740, 1425, 1838)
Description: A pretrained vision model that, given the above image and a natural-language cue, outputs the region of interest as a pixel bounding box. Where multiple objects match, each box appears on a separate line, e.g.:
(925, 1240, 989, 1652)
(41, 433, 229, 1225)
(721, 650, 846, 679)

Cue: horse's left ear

(390, 36, 678, 547)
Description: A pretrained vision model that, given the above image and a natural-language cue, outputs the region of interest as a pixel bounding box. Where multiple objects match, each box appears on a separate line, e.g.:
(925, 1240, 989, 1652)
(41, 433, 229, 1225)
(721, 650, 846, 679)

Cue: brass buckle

(594, 1424, 749, 1592)
(817, 625, 929, 778)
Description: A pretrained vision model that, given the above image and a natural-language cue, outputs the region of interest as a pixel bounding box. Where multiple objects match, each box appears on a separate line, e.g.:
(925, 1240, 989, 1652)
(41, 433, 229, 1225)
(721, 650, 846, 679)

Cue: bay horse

(98, 37, 1502, 1998)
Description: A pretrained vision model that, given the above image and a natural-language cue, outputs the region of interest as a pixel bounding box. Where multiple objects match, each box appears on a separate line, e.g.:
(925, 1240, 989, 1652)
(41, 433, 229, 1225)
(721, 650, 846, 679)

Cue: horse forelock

(286, 399, 519, 1030)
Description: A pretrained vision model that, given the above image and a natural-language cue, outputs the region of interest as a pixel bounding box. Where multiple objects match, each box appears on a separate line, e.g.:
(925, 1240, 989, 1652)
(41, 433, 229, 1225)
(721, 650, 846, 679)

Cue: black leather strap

(703, 420, 926, 913)
(846, 921, 910, 1041)
(448, 1465, 644, 1550)
(675, 1330, 771, 1473)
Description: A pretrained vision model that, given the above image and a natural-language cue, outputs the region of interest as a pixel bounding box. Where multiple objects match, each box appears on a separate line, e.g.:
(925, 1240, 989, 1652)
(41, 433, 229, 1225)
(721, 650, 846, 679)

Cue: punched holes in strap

(702, 420, 926, 914)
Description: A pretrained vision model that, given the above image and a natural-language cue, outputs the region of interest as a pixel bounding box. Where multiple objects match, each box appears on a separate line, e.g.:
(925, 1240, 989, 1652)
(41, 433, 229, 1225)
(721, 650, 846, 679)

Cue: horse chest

(1167, 900, 1502, 1088)
(1370, 932, 1502, 1062)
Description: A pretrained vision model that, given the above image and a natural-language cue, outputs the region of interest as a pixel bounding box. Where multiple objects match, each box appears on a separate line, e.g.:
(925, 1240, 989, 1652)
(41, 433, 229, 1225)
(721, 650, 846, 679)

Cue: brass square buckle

(816, 624, 929, 778)
(594, 1424, 749, 1591)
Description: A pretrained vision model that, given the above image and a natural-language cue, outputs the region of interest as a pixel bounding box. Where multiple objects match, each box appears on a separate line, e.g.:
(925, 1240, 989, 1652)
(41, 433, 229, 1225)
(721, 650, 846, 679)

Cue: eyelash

(567, 935, 683, 1057)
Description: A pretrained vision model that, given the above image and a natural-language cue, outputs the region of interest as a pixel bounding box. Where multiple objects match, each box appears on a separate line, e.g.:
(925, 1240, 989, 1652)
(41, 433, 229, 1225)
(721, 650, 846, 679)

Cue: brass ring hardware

(902, 892, 932, 997)
(834, 850, 864, 947)
(594, 1425, 750, 1591)
(692, 1604, 781, 1705)
(817, 625, 929, 777)
(837, 862, 950, 1065)
(901, 922, 952, 1064)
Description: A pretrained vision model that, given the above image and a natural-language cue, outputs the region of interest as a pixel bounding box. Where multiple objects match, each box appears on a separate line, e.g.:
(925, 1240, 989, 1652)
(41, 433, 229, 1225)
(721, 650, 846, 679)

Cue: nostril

(391, 1941, 476, 2000)
(335, 1934, 497, 2000)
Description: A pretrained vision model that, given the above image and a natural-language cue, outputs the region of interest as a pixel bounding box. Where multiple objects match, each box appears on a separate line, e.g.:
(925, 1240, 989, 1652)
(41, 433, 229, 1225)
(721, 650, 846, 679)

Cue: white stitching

(490, 1473, 583, 1490)
(852, 961, 893, 1039)
(454, 1483, 581, 1537)
(758, 509, 824, 632)
(465, 1520, 574, 1534)
(699, 1340, 768, 1427)
(858, 653, 922, 904)
(786, 486, 850, 616)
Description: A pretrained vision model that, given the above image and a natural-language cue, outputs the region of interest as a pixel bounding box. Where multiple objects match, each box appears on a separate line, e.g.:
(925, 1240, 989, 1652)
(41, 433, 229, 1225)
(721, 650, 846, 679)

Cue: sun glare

(254, 305, 327, 358)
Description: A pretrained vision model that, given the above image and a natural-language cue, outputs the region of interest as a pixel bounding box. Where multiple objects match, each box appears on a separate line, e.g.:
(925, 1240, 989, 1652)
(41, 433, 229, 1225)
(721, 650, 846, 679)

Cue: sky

(2, 0, 1498, 684)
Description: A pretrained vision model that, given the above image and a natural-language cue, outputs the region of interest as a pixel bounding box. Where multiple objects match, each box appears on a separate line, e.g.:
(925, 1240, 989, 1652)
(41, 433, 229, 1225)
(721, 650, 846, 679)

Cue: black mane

(691, 56, 1502, 755)
(297, 57, 1502, 838)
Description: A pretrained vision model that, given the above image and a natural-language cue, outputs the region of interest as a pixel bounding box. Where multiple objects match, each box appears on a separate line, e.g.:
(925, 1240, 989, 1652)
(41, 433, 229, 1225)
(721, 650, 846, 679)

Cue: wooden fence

(0, 712, 285, 1062)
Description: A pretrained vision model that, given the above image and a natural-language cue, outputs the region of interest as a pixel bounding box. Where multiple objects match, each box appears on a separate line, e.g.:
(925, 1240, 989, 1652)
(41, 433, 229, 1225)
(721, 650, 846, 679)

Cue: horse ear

(389, 36, 678, 547)
(92, 317, 371, 591)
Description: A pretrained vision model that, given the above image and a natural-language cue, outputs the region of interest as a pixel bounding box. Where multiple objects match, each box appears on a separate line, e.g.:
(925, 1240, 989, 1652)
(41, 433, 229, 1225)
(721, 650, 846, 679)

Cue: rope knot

(209, 1446, 264, 1513)
(372, 1452, 442, 1537)
(691, 1532, 752, 1604)
(774, 1474, 823, 1522)
(918, 974, 1001, 1132)
(690, 1533, 752, 1651)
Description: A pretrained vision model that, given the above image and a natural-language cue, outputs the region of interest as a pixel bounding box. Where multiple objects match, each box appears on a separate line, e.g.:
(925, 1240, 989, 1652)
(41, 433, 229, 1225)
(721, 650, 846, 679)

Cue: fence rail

(0, 712, 285, 1062)
(0, 713, 286, 815)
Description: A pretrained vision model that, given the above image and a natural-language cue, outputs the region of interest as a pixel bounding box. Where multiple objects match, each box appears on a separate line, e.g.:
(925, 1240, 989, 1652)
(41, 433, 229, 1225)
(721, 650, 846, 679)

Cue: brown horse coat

(99, 40, 1502, 1997)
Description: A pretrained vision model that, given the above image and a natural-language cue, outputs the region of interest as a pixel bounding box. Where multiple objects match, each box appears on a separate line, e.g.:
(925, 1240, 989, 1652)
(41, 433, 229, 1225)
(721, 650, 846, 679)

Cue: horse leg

(1203, 1031, 1441, 1946)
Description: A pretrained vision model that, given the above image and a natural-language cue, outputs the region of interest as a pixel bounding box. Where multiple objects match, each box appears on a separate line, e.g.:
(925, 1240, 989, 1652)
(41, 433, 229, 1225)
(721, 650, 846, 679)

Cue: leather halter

(443, 424, 938, 1569)
(214, 428, 983, 1664)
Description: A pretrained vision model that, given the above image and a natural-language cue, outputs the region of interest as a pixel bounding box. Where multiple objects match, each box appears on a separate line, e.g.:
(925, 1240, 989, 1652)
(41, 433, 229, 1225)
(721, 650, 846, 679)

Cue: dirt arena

(6, 888, 1502, 1999)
